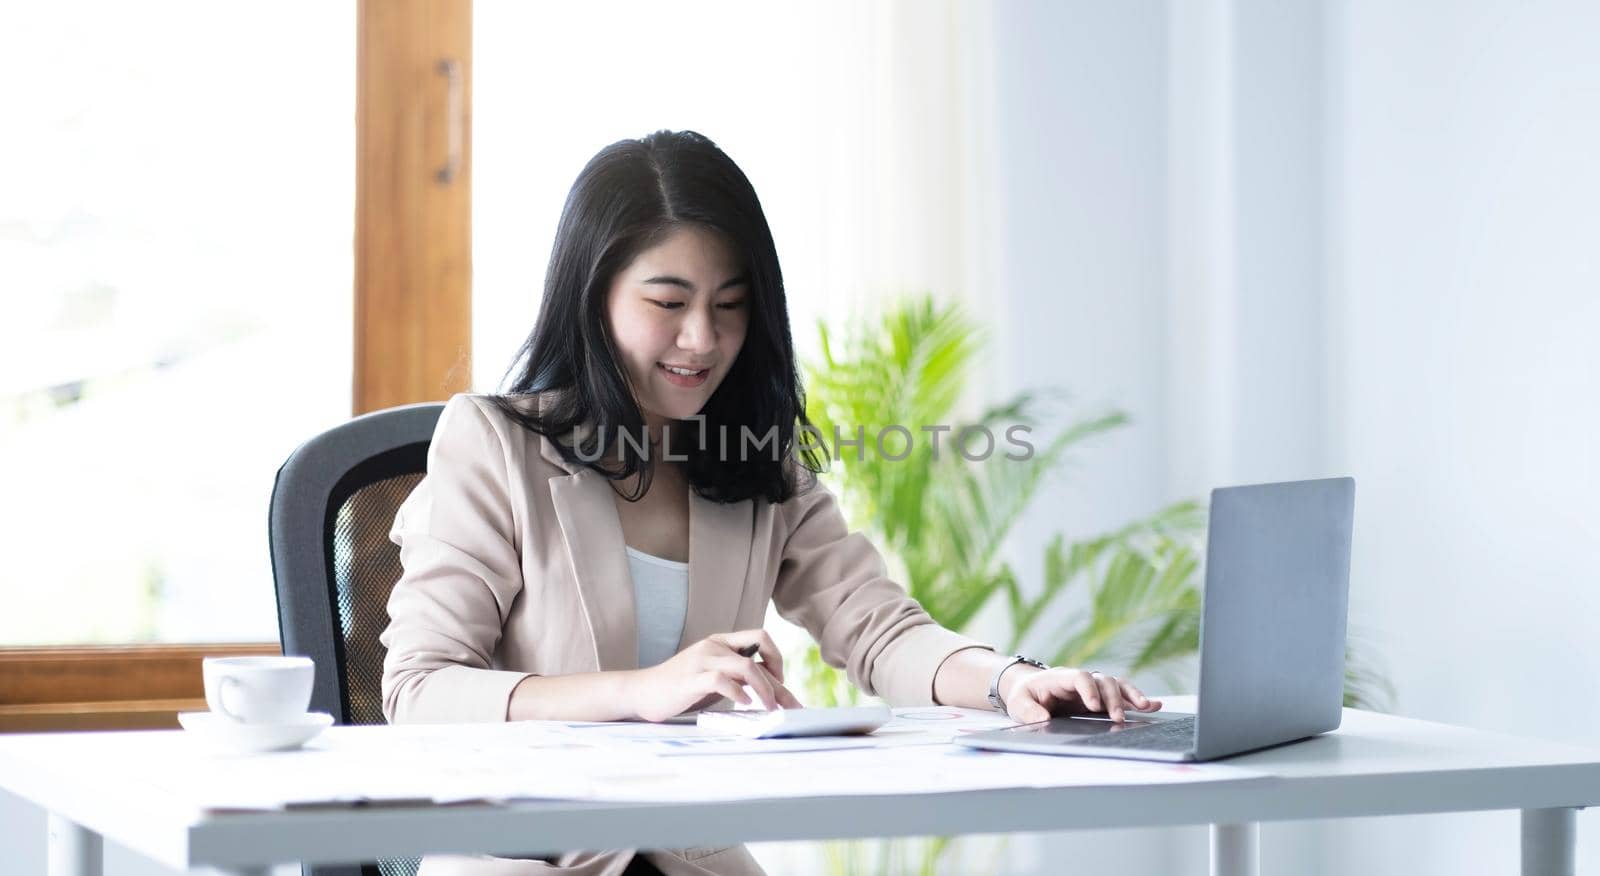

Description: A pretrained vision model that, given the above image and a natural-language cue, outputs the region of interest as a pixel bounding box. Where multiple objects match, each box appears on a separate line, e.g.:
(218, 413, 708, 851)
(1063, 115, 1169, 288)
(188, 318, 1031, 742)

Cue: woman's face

(605, 225, 750, 430)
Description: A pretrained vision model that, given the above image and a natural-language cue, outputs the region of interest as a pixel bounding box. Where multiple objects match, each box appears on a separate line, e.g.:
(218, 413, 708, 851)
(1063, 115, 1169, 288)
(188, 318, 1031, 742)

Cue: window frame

(0, 0, 473, 733)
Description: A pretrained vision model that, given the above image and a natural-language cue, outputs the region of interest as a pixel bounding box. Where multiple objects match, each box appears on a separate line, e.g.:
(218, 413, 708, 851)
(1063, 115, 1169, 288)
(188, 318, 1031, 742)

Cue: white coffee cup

(202, 655, 314, 724)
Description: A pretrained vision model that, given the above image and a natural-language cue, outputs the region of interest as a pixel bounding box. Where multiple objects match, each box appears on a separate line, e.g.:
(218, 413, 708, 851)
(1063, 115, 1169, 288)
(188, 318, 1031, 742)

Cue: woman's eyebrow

(641, 273, 749, 292)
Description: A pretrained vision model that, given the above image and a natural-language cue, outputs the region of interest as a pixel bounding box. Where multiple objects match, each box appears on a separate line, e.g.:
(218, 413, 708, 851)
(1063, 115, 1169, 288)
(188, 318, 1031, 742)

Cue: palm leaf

(798, 293, 1391, 716)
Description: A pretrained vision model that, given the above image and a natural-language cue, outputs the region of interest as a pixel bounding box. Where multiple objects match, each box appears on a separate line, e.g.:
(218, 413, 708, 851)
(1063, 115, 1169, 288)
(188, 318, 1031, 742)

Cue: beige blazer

(379, 393, 994, 876)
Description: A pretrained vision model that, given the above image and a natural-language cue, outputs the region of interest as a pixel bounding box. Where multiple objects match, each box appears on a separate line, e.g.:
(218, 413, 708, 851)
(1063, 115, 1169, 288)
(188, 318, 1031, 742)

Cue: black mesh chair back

(269, 402, 443, 876)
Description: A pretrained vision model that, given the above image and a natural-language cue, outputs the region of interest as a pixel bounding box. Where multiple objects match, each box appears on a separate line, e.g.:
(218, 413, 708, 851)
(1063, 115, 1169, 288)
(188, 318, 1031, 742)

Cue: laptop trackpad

(1012, 715, 1162, 738)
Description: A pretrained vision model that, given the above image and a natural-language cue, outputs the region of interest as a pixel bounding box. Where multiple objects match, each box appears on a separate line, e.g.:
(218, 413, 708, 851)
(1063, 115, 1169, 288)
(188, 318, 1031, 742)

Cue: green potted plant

(784, 294, 1391, 875)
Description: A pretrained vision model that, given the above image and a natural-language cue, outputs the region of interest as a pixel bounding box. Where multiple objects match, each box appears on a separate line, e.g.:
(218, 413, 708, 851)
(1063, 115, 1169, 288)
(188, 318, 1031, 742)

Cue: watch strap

(987, 654, 1047, 714)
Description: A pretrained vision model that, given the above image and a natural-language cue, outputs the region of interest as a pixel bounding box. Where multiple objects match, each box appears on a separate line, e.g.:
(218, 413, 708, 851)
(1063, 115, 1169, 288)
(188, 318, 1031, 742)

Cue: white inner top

(625, 546, 688, 668)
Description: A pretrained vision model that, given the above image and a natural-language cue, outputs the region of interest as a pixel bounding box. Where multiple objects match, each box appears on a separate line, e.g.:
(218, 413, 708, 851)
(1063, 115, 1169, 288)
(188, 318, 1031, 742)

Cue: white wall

(990, 0, 1173, 560)
(1319, 0, 1600, 871)
(992, 0, 1600, 873)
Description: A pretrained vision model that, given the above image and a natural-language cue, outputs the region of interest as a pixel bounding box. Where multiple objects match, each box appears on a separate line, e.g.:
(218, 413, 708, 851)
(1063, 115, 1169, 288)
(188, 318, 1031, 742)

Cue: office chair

(269, 402, 443, 876)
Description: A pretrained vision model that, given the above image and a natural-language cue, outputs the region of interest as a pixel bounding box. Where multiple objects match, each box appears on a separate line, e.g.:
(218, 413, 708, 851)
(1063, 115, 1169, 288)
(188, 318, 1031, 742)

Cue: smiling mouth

(652, 364, 710, 388)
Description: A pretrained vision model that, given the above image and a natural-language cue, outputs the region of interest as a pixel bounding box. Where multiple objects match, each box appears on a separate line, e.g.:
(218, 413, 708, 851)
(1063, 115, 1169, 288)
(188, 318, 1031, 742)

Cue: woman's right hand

(623, 629, 804, 722)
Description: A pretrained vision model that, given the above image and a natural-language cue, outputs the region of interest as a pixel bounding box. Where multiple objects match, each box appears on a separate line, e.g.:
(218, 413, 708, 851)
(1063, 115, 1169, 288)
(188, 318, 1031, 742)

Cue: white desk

(2, 697, 1596, 876)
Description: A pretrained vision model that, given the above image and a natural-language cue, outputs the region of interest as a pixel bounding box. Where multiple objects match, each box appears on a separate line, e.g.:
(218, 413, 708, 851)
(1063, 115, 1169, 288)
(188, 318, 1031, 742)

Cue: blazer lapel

(681, 491, 754, 647)
(537, 403, 755, 669)
(548, 468, 638, 672)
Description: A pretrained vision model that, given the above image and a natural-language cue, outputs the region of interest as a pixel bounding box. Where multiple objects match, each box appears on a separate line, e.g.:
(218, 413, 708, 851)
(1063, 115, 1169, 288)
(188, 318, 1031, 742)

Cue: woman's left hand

(1000, 666, 1162, 724)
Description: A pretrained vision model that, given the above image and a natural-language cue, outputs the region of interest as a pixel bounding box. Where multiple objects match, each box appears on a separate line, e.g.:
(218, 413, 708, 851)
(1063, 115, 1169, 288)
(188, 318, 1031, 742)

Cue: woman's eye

(717, 299, 747, 310)
(649, 300, 684, 310)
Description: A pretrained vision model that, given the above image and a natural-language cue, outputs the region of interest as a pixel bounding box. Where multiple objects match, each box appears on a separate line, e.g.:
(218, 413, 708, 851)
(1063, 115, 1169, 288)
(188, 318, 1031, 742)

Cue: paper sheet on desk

(511, 744, 1269, 803)
(537, 720, 877, 755)
(493, 708, 1261, 802)
(546, 705, 1017, 753)
(116, 722, 612, 811)
(868, 705, 1020, 746)
(119, 721, 850, 810)
(118, 716, 1268, 812)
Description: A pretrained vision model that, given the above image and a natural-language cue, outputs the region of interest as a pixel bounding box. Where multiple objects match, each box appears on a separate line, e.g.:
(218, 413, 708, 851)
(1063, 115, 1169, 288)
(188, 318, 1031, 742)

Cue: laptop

(955, 476, 1355, 763)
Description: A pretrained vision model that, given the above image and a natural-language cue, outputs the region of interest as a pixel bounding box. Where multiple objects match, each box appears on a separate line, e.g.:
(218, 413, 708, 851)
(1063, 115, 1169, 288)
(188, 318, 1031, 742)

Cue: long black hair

(490, 129, 826, 504)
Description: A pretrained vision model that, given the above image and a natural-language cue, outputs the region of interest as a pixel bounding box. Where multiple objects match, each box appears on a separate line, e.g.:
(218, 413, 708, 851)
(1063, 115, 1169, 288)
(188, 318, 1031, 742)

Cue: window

(1, 0, 473, 733)
(0, 2, 355, 646)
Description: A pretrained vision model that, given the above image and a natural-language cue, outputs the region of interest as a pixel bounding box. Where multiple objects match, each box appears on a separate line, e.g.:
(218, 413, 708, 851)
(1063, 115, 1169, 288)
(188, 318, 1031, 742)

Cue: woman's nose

(676, 305, 716, 352)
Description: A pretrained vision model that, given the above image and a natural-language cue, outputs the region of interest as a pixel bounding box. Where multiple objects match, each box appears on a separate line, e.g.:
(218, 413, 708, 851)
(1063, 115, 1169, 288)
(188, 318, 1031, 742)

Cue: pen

(736, 643, 788, 710)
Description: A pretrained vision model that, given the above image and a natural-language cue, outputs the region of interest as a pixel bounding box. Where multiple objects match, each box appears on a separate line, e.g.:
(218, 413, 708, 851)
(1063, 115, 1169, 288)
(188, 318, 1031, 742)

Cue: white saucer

(177, 711, 334, 754)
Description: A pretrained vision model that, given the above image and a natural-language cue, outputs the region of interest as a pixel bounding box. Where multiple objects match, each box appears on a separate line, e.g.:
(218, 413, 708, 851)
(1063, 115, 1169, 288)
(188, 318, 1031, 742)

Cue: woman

(379, 129, 1161, 876)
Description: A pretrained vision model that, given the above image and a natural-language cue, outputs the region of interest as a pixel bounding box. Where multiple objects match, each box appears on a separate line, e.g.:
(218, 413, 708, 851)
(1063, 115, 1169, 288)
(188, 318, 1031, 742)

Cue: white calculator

(696, 705, 893, 739)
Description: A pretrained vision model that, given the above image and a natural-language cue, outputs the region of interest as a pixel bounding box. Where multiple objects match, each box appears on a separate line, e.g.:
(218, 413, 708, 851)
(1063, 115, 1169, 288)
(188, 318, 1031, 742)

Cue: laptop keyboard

(1062, 716, 1197, 751)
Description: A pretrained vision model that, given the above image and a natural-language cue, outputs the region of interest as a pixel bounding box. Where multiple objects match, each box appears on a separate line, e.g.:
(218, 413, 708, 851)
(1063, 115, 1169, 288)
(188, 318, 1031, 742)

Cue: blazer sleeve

(379, 394, 534, 724)
(770, 474, 995, 706)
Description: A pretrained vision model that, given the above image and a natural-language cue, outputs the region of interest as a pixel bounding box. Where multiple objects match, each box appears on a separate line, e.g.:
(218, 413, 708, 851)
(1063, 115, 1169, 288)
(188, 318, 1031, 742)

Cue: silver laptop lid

(1193, 477, 1355, 760)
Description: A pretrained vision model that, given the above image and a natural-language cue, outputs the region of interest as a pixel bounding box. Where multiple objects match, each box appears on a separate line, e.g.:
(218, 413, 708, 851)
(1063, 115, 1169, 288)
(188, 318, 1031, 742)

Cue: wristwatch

(987, 654, 1048, 715)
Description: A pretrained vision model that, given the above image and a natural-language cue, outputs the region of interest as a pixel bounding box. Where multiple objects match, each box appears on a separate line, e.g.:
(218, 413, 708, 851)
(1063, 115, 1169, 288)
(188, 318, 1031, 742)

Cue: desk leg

(1210, 822, 1259, 876)
(47, 813, 103, 876)
(1521, 807, 1576, 876)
